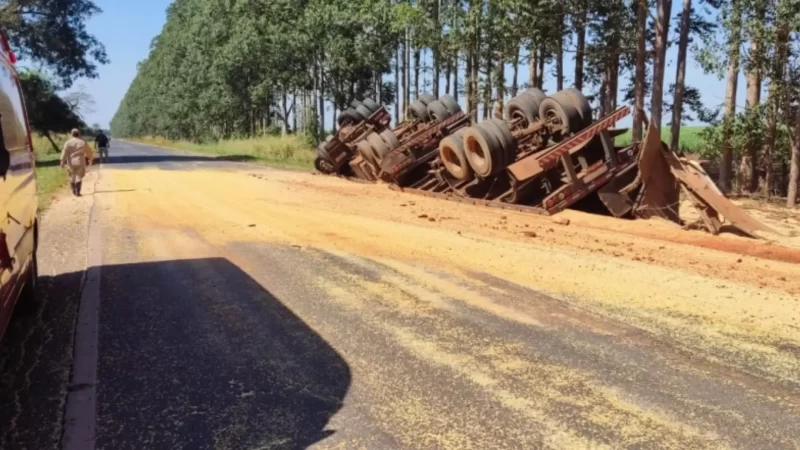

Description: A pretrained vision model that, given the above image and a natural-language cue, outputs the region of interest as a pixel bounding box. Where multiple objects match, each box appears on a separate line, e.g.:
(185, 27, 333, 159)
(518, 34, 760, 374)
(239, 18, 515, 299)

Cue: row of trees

(1, 0, 108, 149)
(110, 0, 800, 205)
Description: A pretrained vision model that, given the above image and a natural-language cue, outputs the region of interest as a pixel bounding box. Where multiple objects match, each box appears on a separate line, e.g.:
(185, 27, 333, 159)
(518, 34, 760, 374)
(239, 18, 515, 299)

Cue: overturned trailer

(316, 94, 467, 182)
(317, 89, 775, 239)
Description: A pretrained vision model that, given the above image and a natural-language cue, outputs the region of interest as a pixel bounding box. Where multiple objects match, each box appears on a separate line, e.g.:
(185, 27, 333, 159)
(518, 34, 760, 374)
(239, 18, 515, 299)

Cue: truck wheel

(350, 99, 363, 109)
(366, 132, 390, 160)
(380, 129, 400, 150)
(337, 108, 361, 126)
(314, 156, 335, 174)
(417, 93, 436, 105)
(559, 88, 593, 129)
(407, 100, 430, 121)
(355, 105, 373, 120)
(439, 129, 472, 181)
(362, 98, 380, 113)
(539, 96, 581, 142)
(504, 95, 539, 127)
(486, 118, 518, 168)
(438, 95, 461, 114)
(522, 88, 547, 104)
(464, 122, 503, 177)
(426, 100, 452, 122)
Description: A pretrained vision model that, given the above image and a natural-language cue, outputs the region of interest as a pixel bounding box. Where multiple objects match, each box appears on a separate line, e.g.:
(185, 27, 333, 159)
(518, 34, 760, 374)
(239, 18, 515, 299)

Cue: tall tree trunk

(741, 27, 763, 193)
(404, 29, 410, 118)
(632, 0, 647, 142)
(317, 60, 324, 139)
(511, 45, 519, 97)
(395, 40, 400, 125)
(763, 19, 789, 197)
(528, 44, 537, 89)
(495, 50, 505, 118)
(483, 55, 492, 120)
(789, 106, 800, 207)
(291, 92, 297, 133)
(556, 19, 564, 91)
(720, 2, 741, 193)
(433, 0, 440, 97)
(536, 48, 547, 89)
(453, 53, 459, 103)
(650, 0, 672, 131)
(466, 50, 475, 120)
(669, 0, 692, 153)
(414, 46, 421, 97)
(445, 57, 451, 95)
(574, 1, 587, 90)
(537, 48, 545, 89)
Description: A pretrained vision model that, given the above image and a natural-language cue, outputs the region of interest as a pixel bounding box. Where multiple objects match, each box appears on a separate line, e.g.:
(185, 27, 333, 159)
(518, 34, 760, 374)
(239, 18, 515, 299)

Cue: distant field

(133, 135, 316, 169)
(615, 126, 706, 153)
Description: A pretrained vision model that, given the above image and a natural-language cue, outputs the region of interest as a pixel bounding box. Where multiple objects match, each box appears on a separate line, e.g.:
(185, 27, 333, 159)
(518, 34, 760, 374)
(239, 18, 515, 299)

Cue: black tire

(417, 93, 436, 105)
(464, 122, 503, 177)
(314, 156, 335, 174)
(522, 88, 547, 104)
(426, 100, 452, 122)
(438, 95, 461, 114)
(337, 108, 361, 126)
(539, 96, 581, 141)
(486, 118, 518, 167)
(559, 88, 593, 129)
(379, 129, 400, 150)
(16, 251, 39, 316)
(366, 132, 390, 160)
(355, 104, 373, 120)
(350, 99, 363, 109)
(504, 95, 539, 127)
(439, 129, 472, 181)
(407, 100, 430, 121)
(362, 98, 380, 112)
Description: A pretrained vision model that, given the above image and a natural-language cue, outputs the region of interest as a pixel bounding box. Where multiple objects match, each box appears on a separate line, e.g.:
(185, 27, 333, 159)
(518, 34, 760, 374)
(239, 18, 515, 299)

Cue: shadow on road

(1, 258, 351, 450)
(35, 154, 258, 168)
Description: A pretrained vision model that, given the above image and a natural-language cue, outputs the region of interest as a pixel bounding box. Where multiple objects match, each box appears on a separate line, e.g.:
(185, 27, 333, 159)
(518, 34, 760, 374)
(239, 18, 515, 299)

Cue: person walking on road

(60, 129, 94, 196)
(95, 129, 110, 162)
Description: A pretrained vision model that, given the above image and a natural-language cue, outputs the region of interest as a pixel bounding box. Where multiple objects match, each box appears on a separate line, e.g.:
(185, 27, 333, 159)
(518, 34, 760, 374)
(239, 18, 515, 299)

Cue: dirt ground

(104, 163, 800, 390)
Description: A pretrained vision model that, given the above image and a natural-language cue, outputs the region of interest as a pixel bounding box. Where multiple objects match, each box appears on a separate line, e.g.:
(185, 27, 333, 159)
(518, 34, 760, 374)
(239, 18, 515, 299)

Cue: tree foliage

(0, 0, 108, 88)
(18, 70, 85, 151)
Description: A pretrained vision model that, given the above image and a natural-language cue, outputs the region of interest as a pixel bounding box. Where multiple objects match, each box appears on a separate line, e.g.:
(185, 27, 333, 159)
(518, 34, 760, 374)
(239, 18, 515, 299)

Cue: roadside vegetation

(133, 135, 316, 169)
(32, 134, 68, 210)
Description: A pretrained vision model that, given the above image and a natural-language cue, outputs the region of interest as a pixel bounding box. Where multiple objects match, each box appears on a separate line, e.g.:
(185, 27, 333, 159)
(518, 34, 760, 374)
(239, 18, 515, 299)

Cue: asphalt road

(1, 141, 799, 450)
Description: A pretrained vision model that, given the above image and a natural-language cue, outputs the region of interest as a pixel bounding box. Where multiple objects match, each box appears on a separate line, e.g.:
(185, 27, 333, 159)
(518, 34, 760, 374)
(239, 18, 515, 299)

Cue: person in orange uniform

(60, 129, 94, 196)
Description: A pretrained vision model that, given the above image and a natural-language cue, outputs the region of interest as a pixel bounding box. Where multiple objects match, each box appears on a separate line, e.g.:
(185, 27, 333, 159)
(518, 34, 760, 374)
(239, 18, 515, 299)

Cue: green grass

(615, 126, 706, 153)
(132, 134, 316, 169)
(32, 134, 69, 211)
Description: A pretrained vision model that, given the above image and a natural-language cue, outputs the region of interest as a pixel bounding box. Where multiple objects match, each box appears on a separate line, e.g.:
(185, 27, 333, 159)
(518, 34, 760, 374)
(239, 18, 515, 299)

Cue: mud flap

(597, 162, 639, 218)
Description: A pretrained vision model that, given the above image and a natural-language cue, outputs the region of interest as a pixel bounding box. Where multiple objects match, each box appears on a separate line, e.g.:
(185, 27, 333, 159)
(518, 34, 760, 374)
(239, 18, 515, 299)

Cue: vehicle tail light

(0, 31, 16, 64)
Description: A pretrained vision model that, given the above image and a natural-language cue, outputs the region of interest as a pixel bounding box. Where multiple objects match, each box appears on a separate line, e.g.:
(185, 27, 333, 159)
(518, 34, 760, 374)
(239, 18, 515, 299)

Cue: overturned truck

(315, 94, 467, 182)
(316, 88, 775, 239)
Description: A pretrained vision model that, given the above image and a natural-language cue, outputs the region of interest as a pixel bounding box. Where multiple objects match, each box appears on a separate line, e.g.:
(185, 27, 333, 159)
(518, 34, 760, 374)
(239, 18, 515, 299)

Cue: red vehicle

(0, 31, 40, 341)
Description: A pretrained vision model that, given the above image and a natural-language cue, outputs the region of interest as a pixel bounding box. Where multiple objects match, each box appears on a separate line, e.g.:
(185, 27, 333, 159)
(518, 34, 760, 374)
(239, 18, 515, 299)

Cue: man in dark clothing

(95, 131, 110, 162)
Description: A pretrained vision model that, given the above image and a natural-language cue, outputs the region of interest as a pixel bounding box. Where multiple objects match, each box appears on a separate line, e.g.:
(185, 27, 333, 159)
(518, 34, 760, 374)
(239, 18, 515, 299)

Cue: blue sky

(62, 0, 745, 130)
